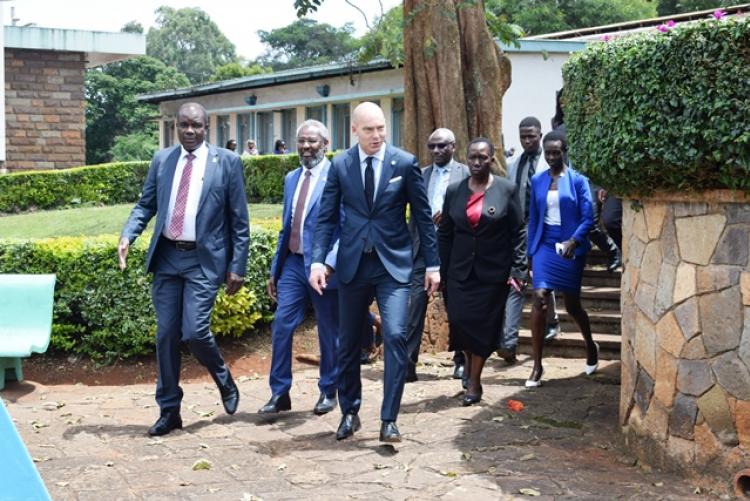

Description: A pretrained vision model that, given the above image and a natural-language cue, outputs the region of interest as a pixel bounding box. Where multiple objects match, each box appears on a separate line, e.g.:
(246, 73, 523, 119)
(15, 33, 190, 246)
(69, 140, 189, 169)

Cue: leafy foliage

(110, 132, 159, 161)
(563, 17, 750, 196)
(209, 62, 272, 82)
(657, 0, 746, 16)
(85, 56, 189, 165)
(146, 6, 237, 83)
(256, 19, 359, 70)
(486, 0, 656, 36)
(0, 227, 277, 360)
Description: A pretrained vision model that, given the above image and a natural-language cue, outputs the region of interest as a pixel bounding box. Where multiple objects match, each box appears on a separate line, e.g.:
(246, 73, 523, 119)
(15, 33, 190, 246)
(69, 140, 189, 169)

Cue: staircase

(517, 249, 622, 360)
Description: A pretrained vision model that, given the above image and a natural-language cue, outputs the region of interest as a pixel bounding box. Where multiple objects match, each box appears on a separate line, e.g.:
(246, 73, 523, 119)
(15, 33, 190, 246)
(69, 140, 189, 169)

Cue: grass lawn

(0, 203, 282, 239)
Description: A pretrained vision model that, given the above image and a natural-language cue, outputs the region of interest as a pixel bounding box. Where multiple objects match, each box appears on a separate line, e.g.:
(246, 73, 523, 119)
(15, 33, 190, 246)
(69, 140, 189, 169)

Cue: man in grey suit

(499, 116, 559, 363)
(118, 102, 249, 436)
(405, 128, 469, 382)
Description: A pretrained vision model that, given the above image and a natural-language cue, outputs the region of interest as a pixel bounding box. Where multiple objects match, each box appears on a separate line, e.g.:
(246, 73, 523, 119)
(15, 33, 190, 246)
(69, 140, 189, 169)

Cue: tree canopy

(209, 62, 272, 82)
(256, 18, 359, 70)
(146, 6, 237, 83)
(656, 0, 746, 15)
(85, 56, 190, 164)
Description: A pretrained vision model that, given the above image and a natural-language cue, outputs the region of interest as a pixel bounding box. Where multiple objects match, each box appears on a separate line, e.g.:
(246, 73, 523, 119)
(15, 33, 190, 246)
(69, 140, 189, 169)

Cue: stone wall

(620, 191, 750, 486)
(4, 48, 86, 171)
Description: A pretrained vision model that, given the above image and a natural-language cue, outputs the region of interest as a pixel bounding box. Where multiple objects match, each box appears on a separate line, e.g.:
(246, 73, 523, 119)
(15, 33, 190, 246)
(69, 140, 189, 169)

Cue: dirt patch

(22, 319, 322, 386)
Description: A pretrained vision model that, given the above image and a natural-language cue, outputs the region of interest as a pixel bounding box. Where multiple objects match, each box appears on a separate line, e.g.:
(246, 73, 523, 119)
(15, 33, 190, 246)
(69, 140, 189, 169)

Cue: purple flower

(657, 20, 676, 33)
(666, 20, 676, 28)
(601, 34, 611, 42)
(712, 9, 727, 20)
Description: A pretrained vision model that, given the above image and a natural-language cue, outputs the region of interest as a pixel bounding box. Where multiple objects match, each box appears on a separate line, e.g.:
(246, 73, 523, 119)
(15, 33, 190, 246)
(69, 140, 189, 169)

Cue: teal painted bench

(0, 398, 51, 499)
(0, 274, 55, 391)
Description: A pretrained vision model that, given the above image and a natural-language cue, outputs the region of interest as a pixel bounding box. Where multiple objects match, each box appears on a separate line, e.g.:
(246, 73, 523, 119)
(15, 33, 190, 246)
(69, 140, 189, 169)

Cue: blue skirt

(531, 224, 586, 293)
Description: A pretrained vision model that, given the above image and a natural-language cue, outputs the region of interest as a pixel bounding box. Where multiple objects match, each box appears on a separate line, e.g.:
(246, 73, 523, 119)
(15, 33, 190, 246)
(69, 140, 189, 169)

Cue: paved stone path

(3, 354, 713, 500)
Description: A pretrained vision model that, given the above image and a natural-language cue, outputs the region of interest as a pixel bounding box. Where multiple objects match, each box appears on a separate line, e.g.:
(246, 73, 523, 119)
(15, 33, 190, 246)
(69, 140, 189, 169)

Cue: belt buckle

(175, 241, 194, 251)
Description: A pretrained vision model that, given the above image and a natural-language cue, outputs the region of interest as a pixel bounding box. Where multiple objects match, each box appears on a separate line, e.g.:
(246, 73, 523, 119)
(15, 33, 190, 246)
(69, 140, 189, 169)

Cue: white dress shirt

(163, 142, 208, 241)
(545, 189, 562, 226)
(290, 160, 325, 250)
(359, 143, 386, 203)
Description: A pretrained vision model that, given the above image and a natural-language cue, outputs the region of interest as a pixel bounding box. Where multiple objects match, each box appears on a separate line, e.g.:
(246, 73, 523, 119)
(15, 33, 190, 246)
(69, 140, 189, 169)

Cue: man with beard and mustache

(260, 120, 341, 416)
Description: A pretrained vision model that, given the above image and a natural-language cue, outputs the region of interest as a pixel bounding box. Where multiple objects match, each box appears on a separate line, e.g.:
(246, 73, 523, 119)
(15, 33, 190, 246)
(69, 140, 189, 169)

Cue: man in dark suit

(118, 102, 249, 436)
(260, 120, 339, 416)
(309, 102, 440, 443)
(501, 117, 560, 363)
(406, 128, 469, 382)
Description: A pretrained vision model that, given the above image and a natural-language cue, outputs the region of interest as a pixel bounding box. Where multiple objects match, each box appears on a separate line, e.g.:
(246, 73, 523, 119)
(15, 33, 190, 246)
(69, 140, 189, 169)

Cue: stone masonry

(620, 191, 750, 486)
(4, 48, 86, 171)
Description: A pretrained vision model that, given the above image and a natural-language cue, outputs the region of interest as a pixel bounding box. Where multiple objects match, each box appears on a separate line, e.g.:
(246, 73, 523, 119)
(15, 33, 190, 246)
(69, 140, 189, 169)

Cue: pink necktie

(167, 153, 195, 239)
(288, 170, 312, 254)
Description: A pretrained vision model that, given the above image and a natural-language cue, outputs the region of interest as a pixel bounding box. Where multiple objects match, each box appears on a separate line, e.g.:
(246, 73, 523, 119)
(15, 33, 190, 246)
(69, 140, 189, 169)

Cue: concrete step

(516, 328, 620, 360)
(520, 306, 622, 335)
(523, 286, 621, 310)
(582, 266, 622, 288)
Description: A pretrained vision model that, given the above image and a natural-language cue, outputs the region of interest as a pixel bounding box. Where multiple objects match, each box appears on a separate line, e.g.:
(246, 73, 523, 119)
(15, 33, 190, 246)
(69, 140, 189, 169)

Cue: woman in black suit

(438, 138, 526, 405)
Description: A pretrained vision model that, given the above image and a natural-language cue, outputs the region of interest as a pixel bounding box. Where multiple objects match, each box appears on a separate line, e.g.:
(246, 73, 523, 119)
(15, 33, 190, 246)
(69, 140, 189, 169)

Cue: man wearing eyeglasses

(406, 128, 470, 382)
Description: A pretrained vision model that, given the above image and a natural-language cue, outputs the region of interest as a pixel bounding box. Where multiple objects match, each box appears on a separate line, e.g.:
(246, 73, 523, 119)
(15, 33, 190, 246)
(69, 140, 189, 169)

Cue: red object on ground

(506, 399, 525, 412)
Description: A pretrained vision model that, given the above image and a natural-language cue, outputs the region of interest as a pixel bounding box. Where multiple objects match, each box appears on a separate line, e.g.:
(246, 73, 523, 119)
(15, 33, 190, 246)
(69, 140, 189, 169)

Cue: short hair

(296, 119, 330, 143)
(542, 130, 568, 151)
(246, 138, 256, 145)
(177, 102, 207, 123)
(467, 137, 495, 157)
(429, 128, 456, 143)
(519, 116, 542, 130)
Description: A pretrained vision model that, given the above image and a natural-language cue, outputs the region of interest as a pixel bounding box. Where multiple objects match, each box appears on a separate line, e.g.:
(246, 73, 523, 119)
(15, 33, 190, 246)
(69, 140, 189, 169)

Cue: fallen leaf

(506, 399, 525, 412)
(105, 461, 114, 467)
(439, 470, 458, 478)
(241, 494, 263, 501)
(374, 463, 389, 470)
(491, 416, 505, 423)
(192, 459, 212, 471)
(55, 482, 69, 487)
(32, 457, 50, 463)
(654, 481, 664, 487)
(519, 453, 536, 461)
(519, 487, 541, 496)
(461, 452, 472, 461)
(199, 443, 209, 449)
(178, 481, 191, 487)
(207, 487, 221, 493)
(30, 420, 49, 431)
(277, 464, 287, 471)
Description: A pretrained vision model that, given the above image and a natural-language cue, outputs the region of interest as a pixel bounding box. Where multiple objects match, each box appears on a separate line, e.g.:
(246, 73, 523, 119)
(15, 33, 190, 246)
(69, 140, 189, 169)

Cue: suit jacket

(270, 158, 339, 288)
(505, 147, 550, 216)
(312, 144, 439, 284)
(438, 175, 526, 284)
(409, 159, 470, 259)
(527, 166, 594, 258)
(121, 143, 250, 285)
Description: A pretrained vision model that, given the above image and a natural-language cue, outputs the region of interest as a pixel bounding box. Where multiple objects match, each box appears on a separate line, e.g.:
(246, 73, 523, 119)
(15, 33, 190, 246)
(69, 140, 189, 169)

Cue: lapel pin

(488, 206, 496, 215)
(212, 156, 218, 163)
(391, 160, 396, 165)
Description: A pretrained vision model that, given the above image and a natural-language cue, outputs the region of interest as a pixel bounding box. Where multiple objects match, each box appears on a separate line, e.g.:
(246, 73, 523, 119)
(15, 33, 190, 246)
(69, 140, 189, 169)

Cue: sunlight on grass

(0, 203, 282, 239)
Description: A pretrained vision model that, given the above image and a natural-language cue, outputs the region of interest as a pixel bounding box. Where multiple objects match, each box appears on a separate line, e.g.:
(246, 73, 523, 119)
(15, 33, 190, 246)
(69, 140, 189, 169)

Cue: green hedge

(563, 17, 750, 196)
(0, 153, 336, 214)
(0, 225, 277, 361)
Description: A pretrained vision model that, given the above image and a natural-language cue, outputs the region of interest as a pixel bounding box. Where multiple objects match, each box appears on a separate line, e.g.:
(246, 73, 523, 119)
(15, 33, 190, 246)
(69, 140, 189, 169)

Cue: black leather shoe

(336, 412, 361, 440)
(544, 322, 560, 342)
(452, 364, 465, 380)
(147, 411, 182, 436)
(258, 393, 291, 414)
(405, 363, 418, 383)
(607, 249, 623, 273)
(313, 393, 337, 415)
(219, 376, 240, 415)
(379, 421, 401, 443)
(495, 347, 517, 365)
(462, 385, 483, 406)
(360, 350, 373, 365)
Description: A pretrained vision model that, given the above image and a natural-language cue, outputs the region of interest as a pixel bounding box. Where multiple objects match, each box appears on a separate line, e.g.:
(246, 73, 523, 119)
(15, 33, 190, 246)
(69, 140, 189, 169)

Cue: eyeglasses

(427, 142, 452, 150)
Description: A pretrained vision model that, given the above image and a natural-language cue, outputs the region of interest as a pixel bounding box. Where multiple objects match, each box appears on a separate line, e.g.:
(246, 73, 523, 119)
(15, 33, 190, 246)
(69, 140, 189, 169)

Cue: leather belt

(161, 236, 196, 251)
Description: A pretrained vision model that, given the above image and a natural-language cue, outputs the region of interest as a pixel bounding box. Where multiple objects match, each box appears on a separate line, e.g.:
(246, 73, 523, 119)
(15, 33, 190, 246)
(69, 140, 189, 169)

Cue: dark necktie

(288, 170, 312, 254)
(364, 156, 375, 212)
(524, 153, 536, 221)
(167, 152, 195, 239)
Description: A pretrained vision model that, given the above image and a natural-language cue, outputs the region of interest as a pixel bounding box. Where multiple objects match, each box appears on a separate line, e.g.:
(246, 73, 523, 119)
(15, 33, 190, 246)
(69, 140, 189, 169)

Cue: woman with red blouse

(438, 138, 526, 405)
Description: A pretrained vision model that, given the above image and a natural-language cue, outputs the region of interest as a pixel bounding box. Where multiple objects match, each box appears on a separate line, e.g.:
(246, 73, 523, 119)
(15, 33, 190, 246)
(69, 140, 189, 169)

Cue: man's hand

(309, 268, 328, 295)
(424, 270, 441, 295)
(117, 237, 130, 271)
(225, 272, 244, 295)
(324, 264, 335, 279)
(432, 210, 442, 226)
(562, 238, 577, 259)
(266, 278, 277, 301)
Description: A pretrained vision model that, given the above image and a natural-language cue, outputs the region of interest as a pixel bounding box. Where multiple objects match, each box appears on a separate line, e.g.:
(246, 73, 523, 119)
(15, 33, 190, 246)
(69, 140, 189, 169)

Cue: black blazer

(438, 175, 526, 284)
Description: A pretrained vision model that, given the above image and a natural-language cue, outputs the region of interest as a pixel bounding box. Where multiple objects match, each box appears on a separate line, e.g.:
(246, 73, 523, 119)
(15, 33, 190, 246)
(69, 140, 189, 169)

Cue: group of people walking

(119, 99, 620, 442)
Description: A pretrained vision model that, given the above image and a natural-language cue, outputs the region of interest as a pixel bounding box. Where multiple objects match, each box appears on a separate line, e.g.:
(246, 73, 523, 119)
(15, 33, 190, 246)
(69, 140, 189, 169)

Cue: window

(163, 120, 175, 148)
(216, 115, 230, 148)
(305, 105, 327, 124)
(237, 113, 255, 150)
(257, 112, 274, 154)
(391, 97, 405, 148)
(281, 109, 297, 146)
(332, 103, 350, 151)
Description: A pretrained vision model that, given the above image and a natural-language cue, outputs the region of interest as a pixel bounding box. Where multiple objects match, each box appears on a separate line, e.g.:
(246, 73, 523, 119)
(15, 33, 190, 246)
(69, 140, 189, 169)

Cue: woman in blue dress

(525, 131, 597, 387)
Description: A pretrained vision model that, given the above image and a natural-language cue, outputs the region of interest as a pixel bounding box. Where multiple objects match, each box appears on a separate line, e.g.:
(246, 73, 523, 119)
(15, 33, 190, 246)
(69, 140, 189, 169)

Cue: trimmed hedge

(563, 16, 750, 196)
(0, 225, 277, 361)
(0, 153, 340, 213)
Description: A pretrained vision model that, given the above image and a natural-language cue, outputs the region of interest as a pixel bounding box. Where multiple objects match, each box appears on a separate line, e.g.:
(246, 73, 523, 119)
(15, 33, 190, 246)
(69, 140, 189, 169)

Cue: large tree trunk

(403, 0, 511, 174)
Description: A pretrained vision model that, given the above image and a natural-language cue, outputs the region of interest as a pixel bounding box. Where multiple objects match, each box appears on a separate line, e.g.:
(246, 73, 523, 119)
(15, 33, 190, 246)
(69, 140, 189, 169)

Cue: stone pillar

(620, 191, 750, 483)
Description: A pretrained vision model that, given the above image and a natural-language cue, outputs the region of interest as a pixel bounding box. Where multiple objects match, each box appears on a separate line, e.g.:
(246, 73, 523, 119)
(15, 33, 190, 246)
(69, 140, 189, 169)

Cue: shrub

(0, 225, 277, 361)
(562, 17, 750, 196)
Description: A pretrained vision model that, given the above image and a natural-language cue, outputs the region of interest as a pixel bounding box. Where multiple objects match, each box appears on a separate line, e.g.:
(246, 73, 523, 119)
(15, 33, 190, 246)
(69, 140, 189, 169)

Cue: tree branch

(344, 0, 372, 30)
